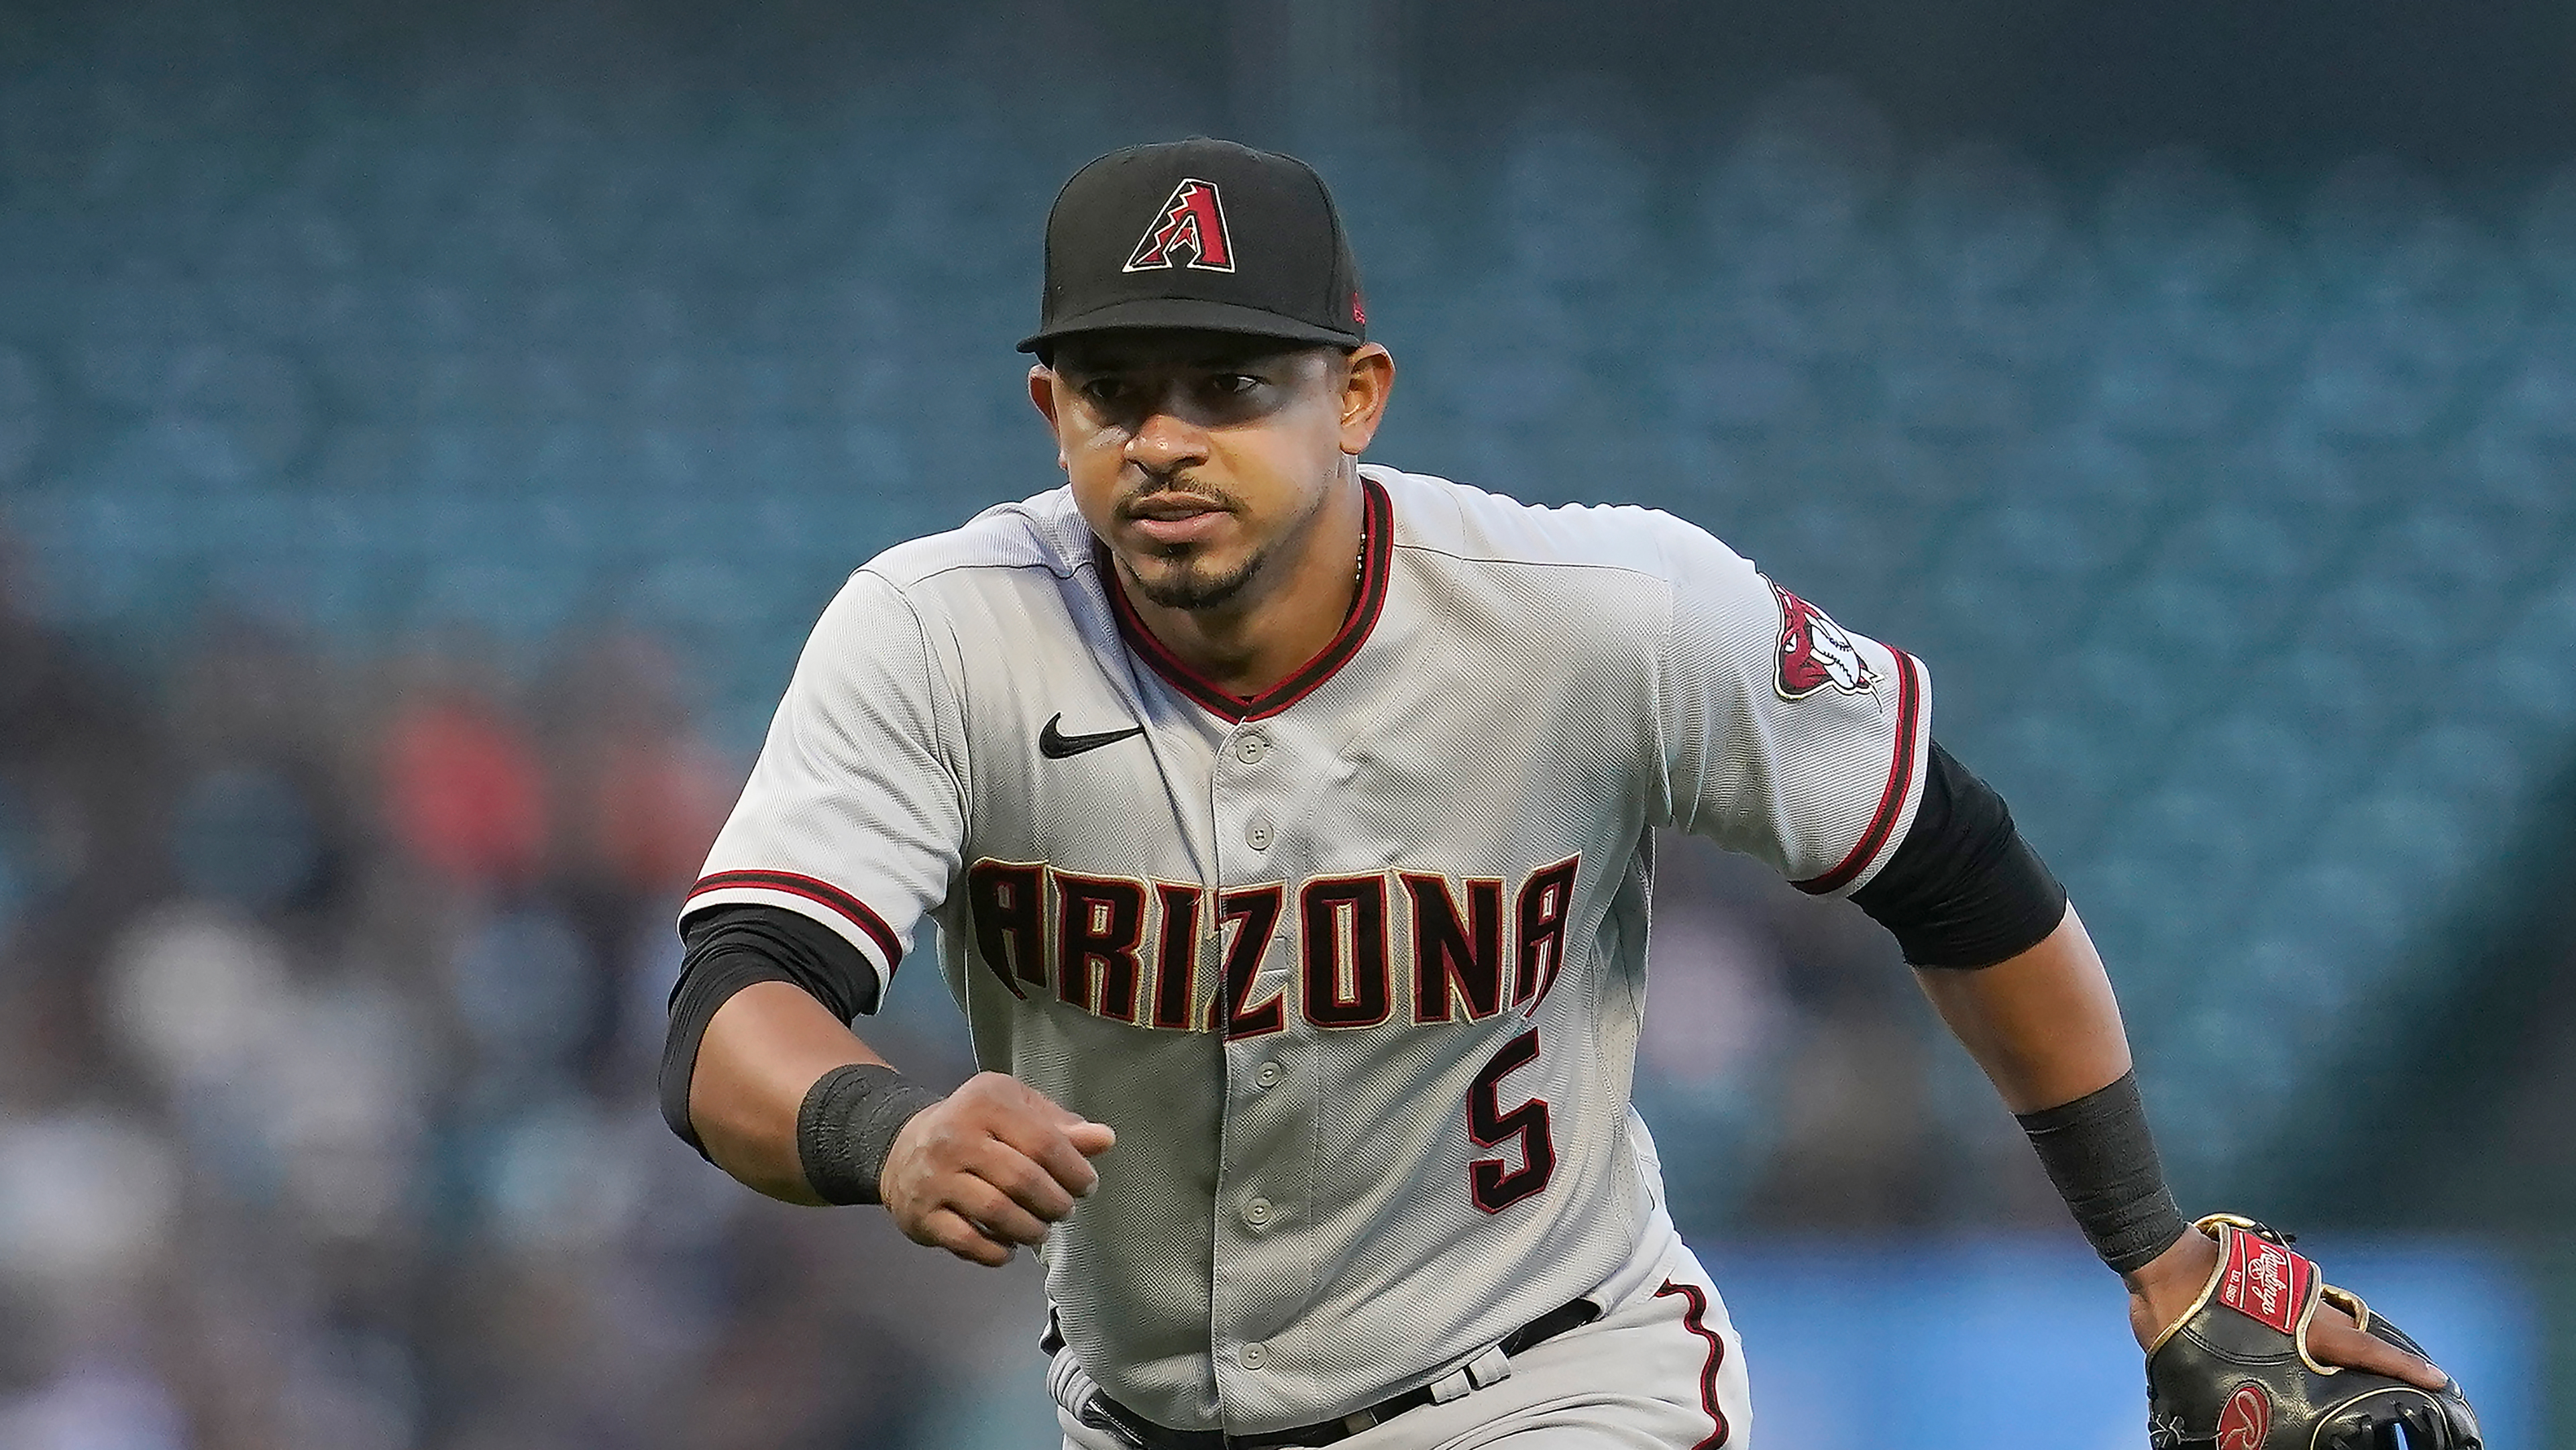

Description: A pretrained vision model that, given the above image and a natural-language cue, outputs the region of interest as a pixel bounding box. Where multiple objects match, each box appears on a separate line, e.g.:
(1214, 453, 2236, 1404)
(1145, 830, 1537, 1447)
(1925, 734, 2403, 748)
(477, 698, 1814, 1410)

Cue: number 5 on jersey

(1468, 1028, 1555, 1213)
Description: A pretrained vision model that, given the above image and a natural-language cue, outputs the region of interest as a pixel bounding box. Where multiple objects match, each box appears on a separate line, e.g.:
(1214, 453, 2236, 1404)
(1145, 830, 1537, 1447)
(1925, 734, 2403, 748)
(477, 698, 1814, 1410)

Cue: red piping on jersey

(686, 869, 904, 968)
(1792, 648, 1923, 897)
(1098, 479, 1393, 723)
(1653, 1278, 1733, 1449)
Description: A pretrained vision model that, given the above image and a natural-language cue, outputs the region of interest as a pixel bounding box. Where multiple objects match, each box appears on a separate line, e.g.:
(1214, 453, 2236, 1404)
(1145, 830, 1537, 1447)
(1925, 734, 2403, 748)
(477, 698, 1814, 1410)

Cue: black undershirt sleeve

(1849, 740, 2069, 969)
(659, 903, 884, 1158)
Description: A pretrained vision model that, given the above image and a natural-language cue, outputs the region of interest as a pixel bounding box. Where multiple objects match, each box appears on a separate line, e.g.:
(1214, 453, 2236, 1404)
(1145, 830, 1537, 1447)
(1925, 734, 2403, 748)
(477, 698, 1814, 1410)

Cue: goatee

(1126, 549, 1262, 610)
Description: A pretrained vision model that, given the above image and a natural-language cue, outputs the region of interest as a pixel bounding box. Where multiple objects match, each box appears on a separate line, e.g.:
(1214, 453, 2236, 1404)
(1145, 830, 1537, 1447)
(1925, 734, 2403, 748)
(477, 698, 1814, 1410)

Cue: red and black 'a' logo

(1124, 178, 1235, 273)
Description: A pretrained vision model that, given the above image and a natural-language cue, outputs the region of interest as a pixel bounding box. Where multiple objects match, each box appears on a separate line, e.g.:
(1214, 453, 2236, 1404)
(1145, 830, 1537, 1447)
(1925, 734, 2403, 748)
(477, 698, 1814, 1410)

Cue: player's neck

(1119, 479, 1368, 701)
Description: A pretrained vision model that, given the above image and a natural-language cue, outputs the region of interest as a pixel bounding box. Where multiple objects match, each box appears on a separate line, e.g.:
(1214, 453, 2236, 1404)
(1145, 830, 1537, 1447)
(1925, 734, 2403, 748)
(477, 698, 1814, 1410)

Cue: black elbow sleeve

(1850, 740, 2068, 968)
(659, 905, 885, 1157)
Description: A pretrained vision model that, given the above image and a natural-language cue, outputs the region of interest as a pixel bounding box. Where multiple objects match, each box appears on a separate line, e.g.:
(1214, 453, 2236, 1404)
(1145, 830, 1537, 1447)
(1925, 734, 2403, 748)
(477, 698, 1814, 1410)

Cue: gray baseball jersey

(688, 463, 1929, 1435)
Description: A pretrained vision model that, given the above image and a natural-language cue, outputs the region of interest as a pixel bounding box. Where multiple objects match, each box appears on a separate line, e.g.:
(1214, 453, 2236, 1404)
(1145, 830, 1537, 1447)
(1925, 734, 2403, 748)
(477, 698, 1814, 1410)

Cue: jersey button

(1245, 818, 1273, 850)
(1236, 734, 1269, 763)
(1243, 1196, 1272, 1227)
(1254, 1061, 1281, 1089)
(1240, 1343, 1268, 1370)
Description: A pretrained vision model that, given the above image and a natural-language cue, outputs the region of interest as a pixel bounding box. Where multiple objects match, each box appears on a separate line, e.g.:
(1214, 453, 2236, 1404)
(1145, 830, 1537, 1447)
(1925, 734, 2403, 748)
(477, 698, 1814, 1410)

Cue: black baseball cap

(1018, 138, 1366, 357)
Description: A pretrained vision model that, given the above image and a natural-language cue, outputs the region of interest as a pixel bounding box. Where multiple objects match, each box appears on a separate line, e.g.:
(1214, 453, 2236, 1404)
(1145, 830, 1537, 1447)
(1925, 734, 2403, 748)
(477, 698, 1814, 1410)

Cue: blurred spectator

(0, 537, 172, 970)
(533, 629, 730, 899)
(377, 659, 548, 894)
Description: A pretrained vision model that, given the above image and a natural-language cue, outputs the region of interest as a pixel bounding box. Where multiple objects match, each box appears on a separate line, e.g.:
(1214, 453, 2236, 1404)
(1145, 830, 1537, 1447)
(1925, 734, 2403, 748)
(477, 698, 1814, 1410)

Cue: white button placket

(1208, 716, 1301, 1405)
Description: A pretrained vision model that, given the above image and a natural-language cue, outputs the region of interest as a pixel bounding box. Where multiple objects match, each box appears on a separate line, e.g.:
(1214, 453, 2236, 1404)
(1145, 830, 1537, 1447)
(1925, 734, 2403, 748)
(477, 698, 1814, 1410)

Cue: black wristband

(2013, 1070, 2188, 1275)
(796, 1064, 943, 1207)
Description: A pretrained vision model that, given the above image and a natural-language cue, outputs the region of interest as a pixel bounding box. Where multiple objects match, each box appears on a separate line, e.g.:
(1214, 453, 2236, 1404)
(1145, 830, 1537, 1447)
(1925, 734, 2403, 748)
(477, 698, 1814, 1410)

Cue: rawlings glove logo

(2246, 1245, 2289, 1320)
(2216, 1382, 2271, 1450)
(2217, 1227, 2314, 1335)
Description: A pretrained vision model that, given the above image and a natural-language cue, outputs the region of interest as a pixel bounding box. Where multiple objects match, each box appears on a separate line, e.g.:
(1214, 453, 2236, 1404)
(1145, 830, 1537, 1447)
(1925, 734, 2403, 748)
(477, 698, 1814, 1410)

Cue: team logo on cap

(1769, 579, 1878, 700)
(1124, 178, 1236, 273)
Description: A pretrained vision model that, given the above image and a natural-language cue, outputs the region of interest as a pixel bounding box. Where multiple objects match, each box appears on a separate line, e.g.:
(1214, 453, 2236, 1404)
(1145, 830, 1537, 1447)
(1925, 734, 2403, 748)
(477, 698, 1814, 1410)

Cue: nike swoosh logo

(1038, 713, 1145, 759)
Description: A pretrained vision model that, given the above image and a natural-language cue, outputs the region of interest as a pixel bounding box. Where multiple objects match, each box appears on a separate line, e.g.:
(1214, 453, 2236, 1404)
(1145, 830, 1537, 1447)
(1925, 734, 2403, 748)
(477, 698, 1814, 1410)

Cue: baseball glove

(2145, 1215, 2480, 1449)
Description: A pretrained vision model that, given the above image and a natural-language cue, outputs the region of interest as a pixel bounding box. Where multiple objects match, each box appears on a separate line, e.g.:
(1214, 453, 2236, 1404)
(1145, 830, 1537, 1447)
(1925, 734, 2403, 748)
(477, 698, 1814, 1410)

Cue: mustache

(1116, 472, 1240, 518)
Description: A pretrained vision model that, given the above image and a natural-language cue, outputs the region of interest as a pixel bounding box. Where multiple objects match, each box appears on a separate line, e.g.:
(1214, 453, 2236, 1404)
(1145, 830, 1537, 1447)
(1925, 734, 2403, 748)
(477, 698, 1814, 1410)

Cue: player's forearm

(1912, 903, 2131, 1113)
(690, 981, 888, 1205)
(1919, 905, 2190, 1276)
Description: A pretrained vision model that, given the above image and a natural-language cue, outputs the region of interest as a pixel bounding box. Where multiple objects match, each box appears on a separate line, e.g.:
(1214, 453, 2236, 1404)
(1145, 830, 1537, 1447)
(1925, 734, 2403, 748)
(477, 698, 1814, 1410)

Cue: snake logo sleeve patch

(1768, 579, 1880, 701)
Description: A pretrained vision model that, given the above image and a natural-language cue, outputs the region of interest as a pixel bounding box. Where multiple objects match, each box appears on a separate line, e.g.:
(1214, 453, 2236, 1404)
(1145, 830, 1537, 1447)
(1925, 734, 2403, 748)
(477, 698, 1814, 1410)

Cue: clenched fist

(880, 1072, 1118, 1267)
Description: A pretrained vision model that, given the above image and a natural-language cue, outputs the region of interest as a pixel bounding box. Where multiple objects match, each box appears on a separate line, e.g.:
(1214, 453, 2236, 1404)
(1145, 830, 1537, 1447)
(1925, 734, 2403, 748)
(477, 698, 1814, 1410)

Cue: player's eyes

(1071, 372, 1262, 412)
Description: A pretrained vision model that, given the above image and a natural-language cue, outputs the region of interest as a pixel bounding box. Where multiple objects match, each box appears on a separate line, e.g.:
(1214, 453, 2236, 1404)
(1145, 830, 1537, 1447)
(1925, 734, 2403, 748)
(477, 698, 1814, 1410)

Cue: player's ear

(1337, 343, 1394, 457)
(1028, 365, 1061, 427)
(1028, 366, 1070, 469)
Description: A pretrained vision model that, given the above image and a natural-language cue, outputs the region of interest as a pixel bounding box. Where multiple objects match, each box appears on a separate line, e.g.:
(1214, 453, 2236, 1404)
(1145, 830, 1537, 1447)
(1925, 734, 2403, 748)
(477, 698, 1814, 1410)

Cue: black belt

(1079, 1297, 1601, 1450)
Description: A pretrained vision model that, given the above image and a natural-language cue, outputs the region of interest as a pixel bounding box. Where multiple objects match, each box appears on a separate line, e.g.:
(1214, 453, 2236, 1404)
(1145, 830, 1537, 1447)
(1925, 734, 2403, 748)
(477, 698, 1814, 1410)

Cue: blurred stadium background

(1, 0, 2571, 1445)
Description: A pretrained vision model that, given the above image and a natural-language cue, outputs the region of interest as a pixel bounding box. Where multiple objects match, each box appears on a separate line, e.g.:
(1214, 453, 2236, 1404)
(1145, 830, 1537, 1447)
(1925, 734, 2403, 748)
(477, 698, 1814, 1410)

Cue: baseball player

(659, 140, 2455, 1448)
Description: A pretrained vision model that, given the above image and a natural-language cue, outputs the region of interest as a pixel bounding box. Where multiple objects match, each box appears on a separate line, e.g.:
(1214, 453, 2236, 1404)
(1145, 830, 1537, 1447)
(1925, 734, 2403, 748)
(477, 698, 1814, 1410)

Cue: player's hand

(2123, 1229, 2449, 1392)
(878, 1071, 1116, 1268)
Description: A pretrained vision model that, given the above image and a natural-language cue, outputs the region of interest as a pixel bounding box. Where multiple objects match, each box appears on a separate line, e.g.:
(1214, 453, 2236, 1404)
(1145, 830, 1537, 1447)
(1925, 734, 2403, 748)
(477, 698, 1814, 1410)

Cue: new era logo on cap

(1124, 178, 1235, 273)
(1020, 137, 1364, 355)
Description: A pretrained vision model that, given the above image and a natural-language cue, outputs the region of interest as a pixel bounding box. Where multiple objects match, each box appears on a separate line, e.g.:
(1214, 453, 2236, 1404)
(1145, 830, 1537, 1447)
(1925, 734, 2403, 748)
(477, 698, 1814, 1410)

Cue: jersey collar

(1099, 478, 1393, 724)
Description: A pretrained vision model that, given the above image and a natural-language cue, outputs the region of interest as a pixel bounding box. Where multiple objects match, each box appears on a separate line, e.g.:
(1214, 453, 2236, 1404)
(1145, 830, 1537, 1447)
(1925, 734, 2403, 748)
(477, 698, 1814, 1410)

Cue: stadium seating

(4, 70, 2571, 1192)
